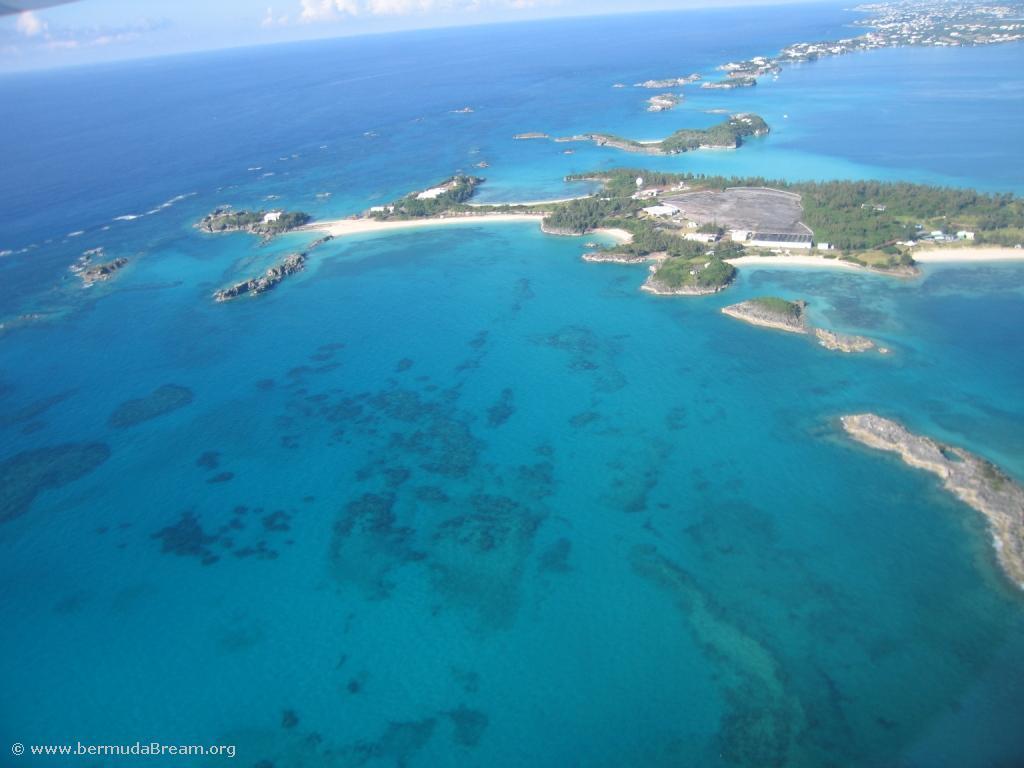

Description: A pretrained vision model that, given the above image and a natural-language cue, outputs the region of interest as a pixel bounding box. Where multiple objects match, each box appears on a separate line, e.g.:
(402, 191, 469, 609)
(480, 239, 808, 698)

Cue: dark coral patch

(0, 442, 111, 523)
(352, 718, 436, 765)
(569, 411, 600, 429)
(415, 486, 449, 504)
(538, 537, 572, 573)
(108, 384, 193, 429)
(151, 511, 219, 563)
(486, 388, 515, 428)
(196, 450, 221, 470)
(262, 510, 292, 532)
(207, 471, 235, 484)
(395, 358, 414, 373)
(446, 705, 489, 747)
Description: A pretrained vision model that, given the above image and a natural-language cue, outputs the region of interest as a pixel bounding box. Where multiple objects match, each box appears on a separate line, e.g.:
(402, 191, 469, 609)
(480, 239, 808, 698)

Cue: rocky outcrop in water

(721, 298, 807, 333)
(724, 297, 886, 353)
(582, 251, 648, 264)
(213, 252, 306, 302)
(841, 413, 1024, 589)
(814, 328, 883, 354)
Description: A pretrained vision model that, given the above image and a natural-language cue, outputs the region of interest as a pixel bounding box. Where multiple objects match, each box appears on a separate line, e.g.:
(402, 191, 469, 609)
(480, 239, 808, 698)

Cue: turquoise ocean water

(1, 4, 1023, 766)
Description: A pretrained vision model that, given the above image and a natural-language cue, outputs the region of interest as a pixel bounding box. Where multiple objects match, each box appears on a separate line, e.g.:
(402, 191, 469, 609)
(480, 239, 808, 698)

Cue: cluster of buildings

(690, 2, 1024, 92)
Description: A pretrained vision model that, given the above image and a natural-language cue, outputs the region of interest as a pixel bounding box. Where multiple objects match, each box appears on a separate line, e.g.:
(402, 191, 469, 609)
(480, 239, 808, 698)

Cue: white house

(956, 230, 975, 240)
(684, 232, 719, 243)
(263, 211, 283, 223)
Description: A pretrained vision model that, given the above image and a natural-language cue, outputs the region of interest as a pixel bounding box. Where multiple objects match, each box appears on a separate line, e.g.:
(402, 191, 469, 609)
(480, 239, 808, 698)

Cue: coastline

(841, 413, 1024, 590)
(307, 213, 545, 238)
(725, 255, 867, 272)
(912, 246, 1024, 263)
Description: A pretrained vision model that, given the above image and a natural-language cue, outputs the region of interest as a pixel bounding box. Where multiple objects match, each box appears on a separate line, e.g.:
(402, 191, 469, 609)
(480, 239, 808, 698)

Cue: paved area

(663, 187, 811, 235)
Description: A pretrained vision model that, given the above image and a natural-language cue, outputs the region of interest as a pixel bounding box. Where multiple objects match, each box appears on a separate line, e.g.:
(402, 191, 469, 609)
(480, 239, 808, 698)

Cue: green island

(370, 175, 484, 219)
(584, 114, 770, 155)
(198, 208, 311, 237)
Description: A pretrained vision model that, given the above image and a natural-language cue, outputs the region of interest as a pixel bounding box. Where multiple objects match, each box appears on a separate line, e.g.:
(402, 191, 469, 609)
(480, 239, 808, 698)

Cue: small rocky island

(642, 256, 737, 296)
(198, 208, 311, 237)
(70, 248, 129, 287)
(841, 413, 1024, 589)
(213, 252, 306, 302)
(646, 93, 682, 112)
(723, 297, 884, 353)
(722, 297, 807, 333)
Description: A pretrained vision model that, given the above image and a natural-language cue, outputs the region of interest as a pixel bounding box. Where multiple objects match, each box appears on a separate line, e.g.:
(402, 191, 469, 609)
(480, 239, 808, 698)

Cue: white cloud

(4, 15, 169, 53)
(289, 0, 546, 23)
(16, 11, 48, 38)
(261, 6, 291, 27)
(299, 0, 361, 22)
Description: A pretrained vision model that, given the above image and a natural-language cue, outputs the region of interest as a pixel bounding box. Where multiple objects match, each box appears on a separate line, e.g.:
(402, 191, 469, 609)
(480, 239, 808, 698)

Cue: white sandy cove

(725, 255, 865, 271)
(912, 246, 1024, 263)
(308, 214, 633, 243)
(727, 246, 1024, 272)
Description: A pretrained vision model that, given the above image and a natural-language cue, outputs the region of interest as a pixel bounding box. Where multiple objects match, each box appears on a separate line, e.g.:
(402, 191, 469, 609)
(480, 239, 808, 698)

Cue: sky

(0, 0, 823, 73)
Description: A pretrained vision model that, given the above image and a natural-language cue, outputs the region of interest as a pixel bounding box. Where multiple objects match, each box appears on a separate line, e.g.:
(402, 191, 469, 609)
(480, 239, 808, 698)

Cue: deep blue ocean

(2, 4, 1024, 767)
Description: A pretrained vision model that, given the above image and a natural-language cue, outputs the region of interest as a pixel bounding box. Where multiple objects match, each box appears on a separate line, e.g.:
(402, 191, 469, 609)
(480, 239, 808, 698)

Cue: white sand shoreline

(307, 213, 545, 238)
(725, 255, 866, 271)
(912, 246, 1024, 263)
(466, 196, 590, 207)
(307, 214, 634, 244)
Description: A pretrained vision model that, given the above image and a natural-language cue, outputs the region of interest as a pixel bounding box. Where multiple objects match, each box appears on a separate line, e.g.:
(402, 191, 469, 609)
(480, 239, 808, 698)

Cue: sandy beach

(466, 196, 590, 207)
(912, 246, 1024, 263)
(307, 214, 635, 245)
(725, 255, 866, 271)
(592, 227, 633, 243)
(308, 213, 545, 238)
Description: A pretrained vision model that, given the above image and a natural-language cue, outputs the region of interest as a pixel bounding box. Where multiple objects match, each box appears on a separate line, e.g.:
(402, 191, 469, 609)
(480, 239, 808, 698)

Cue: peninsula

(841, 413, 1024, 589)
(641, 2, 1023, 97)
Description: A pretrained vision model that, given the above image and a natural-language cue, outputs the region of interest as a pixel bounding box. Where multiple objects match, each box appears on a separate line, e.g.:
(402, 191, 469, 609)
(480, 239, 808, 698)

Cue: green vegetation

(660, 114, 769, 153)
(652, 255, 736, 291)
(542, 197, 639, 234)
(750, 296, 803, 319)
(374, 175, 484, 219)
(591, 114, 770, 155)
(569, 169, 1024, 255)
(199, 209, 311, 236)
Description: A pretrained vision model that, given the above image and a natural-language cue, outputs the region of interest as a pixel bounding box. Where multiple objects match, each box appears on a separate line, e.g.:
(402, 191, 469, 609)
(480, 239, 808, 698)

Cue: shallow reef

(108, 384, 194, 428)
(0, 441, 111, 522)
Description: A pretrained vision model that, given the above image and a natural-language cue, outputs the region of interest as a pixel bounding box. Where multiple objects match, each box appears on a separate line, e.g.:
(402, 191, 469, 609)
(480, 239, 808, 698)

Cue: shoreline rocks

(814, 327, 883, 354)
(641, 276, 727, 296)
(841, 413, 1024, 590)
(582, 251, 648, 264)
(723, 297, 887, 353)
(721, 299, 808, 333)
(213, 252, 306, 302)
(76, 256, 129, 287)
